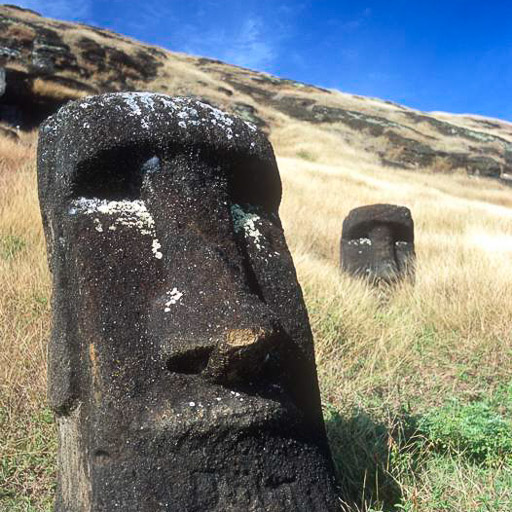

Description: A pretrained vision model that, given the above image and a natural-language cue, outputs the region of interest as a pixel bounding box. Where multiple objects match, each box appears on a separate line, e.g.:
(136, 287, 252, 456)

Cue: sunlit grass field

(1, 125, 511, 511)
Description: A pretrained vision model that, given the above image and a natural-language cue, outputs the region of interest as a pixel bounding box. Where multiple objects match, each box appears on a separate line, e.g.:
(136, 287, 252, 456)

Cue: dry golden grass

(1, 122, 511, 510)
(31, 79, 87, 102)
(0, 132, 55, 510)
(276, 153, 512, 403)
(272, 137, 512, 510)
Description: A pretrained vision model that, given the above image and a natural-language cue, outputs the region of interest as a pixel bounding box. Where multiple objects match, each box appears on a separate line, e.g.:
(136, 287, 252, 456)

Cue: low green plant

(296, 149, 316, 161)
(0, 234, 26, 260)
(323, 403, 406, 511)
(0, 407, 56, 511)
(417, 390, 512, 467)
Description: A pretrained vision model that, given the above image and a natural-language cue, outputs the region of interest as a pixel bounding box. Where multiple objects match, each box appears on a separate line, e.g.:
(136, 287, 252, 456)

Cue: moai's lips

(341, 203, 416, 284)
(136, 376, 304, 441)
(39, 93, 340, 510)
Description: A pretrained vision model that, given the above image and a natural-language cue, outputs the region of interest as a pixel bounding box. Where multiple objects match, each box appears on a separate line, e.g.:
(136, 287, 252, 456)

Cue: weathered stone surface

(38, 93, 340, 511)
(341, 204, 415, 284)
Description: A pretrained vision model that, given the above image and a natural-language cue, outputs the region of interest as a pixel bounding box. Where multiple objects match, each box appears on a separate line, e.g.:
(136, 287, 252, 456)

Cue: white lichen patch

(152, 239, 163, 259)
(93, 218, 103, 232)
(395, 241, 409, 248)
(69, 93, 258, 144)
(164, 287, 183, 312)
(348, 237, 372, 246)
(70, 198, 163, 259)
(71, 198, 155, 234)
(231, 204, 264, 250)
(118, 93, 155, 130)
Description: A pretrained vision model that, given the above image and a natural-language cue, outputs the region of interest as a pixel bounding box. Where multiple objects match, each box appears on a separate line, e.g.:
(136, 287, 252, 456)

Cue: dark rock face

(0, 67, 73, 128)
(223, 74, 512, 181)
(0, 66, 5, 96)
(30, 27, 79, 75)
(0, 8, 163, 128)
(38, 93, 340, 511)
(402, 110, 511, 145)
(380, 132, 505, 178)
(0, 9, 162, 85)
(232, 102, 269, 132)
(341, 204, 415, 284)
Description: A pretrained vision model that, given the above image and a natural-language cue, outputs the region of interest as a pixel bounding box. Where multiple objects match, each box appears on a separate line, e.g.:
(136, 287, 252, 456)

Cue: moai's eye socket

(72, 146, 157, 200)
(229, 156, 281, 212)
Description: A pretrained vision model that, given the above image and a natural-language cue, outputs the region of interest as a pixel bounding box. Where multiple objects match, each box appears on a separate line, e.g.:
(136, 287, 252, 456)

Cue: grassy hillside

(3, 4, 512, 183)
(1, 121, 511, 510)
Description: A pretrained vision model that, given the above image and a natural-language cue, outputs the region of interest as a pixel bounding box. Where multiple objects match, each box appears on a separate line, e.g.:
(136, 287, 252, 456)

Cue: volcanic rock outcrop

(341, 204, 415, 284)
(38, 92, 340, 511)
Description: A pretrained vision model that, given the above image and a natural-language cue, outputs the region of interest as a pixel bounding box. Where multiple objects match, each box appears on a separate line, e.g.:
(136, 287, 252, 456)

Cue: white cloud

(224, 16, 276, 70)
(14, 0, 92, 21)
(171, 10, 289, 72)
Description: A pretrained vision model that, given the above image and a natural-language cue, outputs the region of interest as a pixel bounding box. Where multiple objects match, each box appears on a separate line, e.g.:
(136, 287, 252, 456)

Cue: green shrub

(417, 394, 512, 466)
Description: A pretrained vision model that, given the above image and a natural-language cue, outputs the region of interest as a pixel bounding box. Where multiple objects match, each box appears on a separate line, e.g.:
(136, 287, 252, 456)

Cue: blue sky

(14, 1, 512, 121)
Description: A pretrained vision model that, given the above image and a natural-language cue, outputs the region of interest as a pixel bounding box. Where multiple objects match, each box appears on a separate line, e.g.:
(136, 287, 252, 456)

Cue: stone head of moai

(340, 204, 415, 284)
(38, 93, 339, 511)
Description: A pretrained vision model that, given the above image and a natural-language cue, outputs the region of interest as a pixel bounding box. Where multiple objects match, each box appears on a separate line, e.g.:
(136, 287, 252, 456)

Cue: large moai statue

(38, 93, 340, 511)
(340, 204, 415, 284)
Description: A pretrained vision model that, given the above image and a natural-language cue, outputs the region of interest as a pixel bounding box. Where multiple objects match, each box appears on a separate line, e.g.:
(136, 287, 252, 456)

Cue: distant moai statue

(38, 93, 340, 511)
(340, 204, 415, 284)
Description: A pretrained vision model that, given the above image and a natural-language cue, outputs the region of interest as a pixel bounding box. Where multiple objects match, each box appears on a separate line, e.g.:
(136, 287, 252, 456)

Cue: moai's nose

(163, 323, 285, 385)
(368, 224, 399, 283)
(139, 154, 287, 384)
(204, 324, 285, 385)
